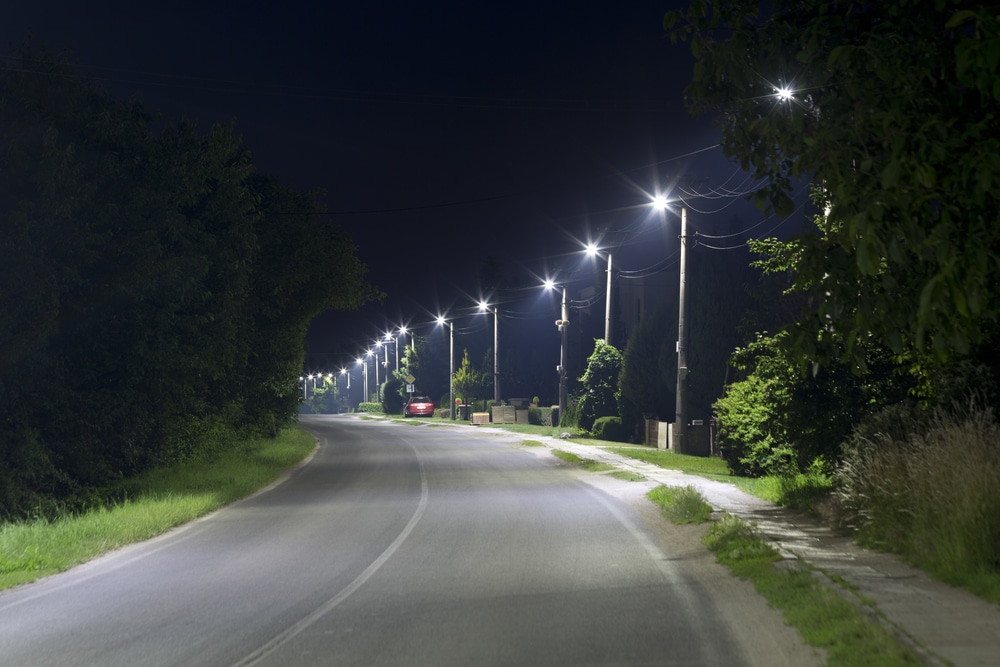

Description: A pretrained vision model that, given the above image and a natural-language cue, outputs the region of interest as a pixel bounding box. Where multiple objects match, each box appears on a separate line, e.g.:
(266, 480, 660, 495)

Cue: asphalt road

(0, 415, 818, 666)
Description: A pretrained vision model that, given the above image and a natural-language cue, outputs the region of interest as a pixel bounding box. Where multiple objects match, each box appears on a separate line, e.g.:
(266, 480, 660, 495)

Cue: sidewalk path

(465, 426, 1000, 667)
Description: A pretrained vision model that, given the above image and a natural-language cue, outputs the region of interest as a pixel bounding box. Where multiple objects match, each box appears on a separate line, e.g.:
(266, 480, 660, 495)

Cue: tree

(619, 299, 677, 433)
(577, 339, 623, 432)
(666, 2, 1000, 372)
(0, 46, 378, 518)
(451, 349, 488, 409)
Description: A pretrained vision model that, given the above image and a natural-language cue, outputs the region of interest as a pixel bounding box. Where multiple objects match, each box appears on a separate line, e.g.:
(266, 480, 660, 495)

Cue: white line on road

(231, 435, 429, 667)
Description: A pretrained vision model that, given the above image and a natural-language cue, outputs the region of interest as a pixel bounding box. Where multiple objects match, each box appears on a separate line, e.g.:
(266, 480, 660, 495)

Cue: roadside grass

(520, 439, 546, 447)
(551, 449, 615, 472)
(647, 485, 923, 667)
(646, 485, 713, 524)
(705, 513, 923, 667)
(0, 426, 316, 591)
(608, 470, 646, 482)
(606, 446, 835, 513)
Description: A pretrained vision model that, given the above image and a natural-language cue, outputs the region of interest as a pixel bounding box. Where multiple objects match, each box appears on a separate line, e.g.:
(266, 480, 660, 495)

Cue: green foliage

(647, 485, 713, 524)
(357, 402, 383, 414)
(713, 332, 912, 477)
(577, 339, 623, 431)
(668, 1, 1000, 375)
(451, 349, 488, 409)
(619, 299, 676, 429)
(591, 416, 630, 443)
(382, 377, 404, 414)
(0, 48, 378, 519)
(558, 400, 578, 428)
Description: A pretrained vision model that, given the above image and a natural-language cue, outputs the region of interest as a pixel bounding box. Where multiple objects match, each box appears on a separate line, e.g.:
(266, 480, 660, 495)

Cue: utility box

(472, 412, 491, 425)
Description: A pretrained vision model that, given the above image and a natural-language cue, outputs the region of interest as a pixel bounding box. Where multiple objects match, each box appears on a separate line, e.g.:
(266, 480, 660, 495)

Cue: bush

(591, 416, 630, 442)
(577, 340, 623, 431)
(358, 402, 383, 414)
(559, 399, 579, 428)
(382, 378, 404, 414)
(436, 408, 450, 419)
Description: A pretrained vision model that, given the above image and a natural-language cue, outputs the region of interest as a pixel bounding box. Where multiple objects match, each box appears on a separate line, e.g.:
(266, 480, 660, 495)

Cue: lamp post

(653, 196, 689, 455)
(437, 316, 455, 420)
(339, 368, 349, 412)
(585, 244, 613, 345)
(299, 376, 307, 400)
(386, 331, 399, 373)
(544, 280, 569, 422)
(478, 301, 500, 403)
(357, 355, 368, 404)
(398, 326, 409, 370)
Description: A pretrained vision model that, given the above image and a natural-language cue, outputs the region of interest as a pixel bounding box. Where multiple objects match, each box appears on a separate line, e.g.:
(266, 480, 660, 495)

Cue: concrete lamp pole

(437, 316, 455, 420)
(585, 244, 613, 345)
(653, 196, 690, 455)
(479, 302, 500, 404)
(545, 281, 569, 423)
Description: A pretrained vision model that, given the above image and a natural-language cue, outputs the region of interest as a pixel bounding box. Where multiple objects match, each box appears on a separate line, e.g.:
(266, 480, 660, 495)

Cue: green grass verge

(607, 470, 646, 482)
(704, 514, 924, 667)
(606, 446, 834, 512)
(647, 485, 713, 524)
(0, 426, 316, 591)
(551, 449, 615, 472)
(520, 439, 546, 447)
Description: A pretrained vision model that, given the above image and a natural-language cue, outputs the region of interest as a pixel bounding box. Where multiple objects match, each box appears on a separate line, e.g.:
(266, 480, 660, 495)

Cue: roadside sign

(406, 374, 415, 384)
(407, 384, 415, 393)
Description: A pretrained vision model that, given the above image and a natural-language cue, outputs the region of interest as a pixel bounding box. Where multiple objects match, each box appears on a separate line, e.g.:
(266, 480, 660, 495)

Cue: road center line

(232, 435, 429, 667)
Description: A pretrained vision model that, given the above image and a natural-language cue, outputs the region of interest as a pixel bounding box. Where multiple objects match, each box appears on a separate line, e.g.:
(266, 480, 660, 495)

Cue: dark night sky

(3, 1, 791, 379)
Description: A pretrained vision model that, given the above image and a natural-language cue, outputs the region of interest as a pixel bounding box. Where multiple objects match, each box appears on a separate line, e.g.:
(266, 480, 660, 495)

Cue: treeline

(0, 49, 379, 519)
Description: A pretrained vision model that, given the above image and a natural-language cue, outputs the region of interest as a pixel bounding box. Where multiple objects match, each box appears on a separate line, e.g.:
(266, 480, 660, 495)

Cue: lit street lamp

(478, 301, 500, 404)
(436, 316, 455, 420)
(585, 244, 614, 344)
(544, 280, 569, 422)
(653, 196, 689, 455)
(357, 355, 368, 403)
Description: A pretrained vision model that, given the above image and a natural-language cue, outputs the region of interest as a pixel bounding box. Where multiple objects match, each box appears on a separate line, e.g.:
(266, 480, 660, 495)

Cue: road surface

(0, 415, 818, 666)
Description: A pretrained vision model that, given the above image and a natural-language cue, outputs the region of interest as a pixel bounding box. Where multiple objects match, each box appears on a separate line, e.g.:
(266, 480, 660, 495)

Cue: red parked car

(403, 396, 435, 417)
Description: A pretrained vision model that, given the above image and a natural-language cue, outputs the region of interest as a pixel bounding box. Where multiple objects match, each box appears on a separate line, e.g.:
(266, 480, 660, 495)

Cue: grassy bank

(0, 426, 315, 591)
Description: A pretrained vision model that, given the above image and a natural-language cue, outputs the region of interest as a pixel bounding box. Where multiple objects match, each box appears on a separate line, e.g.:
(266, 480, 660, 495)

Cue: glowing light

(652, 195, 668, 210)
(776, 86, 793, 101)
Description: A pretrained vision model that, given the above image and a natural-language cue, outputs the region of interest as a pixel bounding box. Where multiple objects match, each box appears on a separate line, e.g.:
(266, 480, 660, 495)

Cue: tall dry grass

(838, 401, 1000, 595)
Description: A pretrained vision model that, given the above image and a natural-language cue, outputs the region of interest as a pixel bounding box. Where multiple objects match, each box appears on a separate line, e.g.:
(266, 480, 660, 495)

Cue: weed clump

(837, 401, 1000, 599)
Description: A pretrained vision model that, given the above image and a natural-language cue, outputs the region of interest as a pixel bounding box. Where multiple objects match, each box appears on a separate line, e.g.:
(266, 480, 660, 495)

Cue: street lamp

(544, 280, 569, 422)
(436, 316, 455, 420)
(653, 196, 689, 455)
(398, 326, 409, 370)
(370, 343, 382, 398)
(357, 355, 368, 403)
(384, 331, 400, 373)
(478, 300, 500, 404)
(585, 243, 613, 344)
(299, 376, 307, 400)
